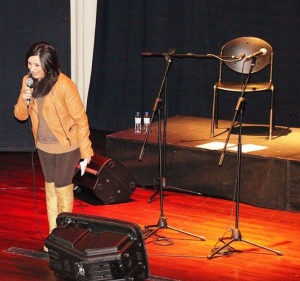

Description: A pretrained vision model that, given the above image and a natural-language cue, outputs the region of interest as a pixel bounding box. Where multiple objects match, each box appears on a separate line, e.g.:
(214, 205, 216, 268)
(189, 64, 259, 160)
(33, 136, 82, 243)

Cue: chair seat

(215, 81, 273, 92)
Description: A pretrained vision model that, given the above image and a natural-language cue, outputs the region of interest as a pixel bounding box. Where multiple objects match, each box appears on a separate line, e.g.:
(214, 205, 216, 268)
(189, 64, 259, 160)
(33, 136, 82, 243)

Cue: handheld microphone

(245, 48, 267, 60)
(26, 78, 33, 107)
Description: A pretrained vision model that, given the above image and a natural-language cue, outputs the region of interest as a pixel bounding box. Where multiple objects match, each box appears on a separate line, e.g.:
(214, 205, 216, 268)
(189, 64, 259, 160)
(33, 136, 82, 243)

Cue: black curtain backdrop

(0, 0, 70, 151)
(87, 0, 300, 133)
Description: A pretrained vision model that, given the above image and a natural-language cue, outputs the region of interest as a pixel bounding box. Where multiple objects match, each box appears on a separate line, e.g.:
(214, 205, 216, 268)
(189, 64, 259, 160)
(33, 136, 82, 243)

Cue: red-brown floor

(1, 152, 300, 281)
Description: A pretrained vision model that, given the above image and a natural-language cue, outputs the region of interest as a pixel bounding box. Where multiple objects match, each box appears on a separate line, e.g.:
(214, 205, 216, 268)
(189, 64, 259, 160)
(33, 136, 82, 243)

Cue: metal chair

(211, 37, 274, 139)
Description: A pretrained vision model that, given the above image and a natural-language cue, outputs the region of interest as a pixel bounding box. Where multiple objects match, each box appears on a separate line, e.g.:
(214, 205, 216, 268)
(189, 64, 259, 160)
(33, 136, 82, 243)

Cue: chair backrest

(219, 37, 273, 82)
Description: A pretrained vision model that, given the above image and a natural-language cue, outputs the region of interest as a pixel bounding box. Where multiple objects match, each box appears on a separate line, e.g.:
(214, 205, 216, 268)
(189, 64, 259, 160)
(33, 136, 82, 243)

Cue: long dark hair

(26, 42, 60, 77)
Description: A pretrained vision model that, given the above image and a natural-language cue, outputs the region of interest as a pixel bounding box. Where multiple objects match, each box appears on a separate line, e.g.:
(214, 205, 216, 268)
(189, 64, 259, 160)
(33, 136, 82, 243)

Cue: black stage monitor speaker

(73, 154, 136, 204)
(45, 212, 149, 281)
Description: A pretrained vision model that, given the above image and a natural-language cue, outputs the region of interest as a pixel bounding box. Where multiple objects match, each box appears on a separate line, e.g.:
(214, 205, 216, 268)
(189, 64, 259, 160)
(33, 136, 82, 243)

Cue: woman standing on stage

(14, 42, 94, 251)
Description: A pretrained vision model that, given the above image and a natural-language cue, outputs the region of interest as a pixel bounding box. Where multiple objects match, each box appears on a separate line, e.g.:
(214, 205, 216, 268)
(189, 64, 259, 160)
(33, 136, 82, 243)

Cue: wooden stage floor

(1, 148, 300, 280)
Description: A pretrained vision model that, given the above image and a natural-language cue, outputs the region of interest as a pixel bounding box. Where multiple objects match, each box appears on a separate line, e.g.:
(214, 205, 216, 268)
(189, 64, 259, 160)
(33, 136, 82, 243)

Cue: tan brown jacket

(14, 73, 94, 159)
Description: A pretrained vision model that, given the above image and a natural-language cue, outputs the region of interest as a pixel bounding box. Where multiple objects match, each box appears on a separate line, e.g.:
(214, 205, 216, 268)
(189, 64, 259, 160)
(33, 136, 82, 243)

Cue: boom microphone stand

(207, 57, 282, 259)
(141, 51, 244, 203)
(139, 49, 205, 241)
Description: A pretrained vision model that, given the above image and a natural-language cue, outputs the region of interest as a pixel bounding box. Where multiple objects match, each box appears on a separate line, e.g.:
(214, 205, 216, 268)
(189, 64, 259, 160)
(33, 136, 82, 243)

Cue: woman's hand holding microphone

(23, 86, 33, 106)
(23, 78, 34, 107)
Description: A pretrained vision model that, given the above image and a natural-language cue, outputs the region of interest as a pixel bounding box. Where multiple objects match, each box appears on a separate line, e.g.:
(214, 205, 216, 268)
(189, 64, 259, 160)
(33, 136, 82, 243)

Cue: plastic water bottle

(143, 112, 150, 133)
(134, 112, 141, 133)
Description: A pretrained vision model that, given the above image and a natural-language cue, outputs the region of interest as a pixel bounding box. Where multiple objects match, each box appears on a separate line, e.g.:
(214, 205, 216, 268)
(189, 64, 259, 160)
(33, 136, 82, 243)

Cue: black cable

(143, 229, 174, 246)
(148, 253, 207, 259)
(240, 60, 247, 95)
(187, 52, 244, 63)
(26, 104, 45, 242)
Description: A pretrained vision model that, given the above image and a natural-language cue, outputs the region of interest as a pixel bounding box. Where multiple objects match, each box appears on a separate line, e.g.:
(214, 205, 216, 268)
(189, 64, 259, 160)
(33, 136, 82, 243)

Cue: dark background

(1, 0, 300, 150)
(87, 0, 300, 133)
(0, 0, 70, 151)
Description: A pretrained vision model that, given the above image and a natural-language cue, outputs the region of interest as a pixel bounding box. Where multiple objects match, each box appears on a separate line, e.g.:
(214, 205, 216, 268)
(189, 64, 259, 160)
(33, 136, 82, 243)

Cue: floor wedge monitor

(45, 212, 149, 281)
(73, 154, 136, 204)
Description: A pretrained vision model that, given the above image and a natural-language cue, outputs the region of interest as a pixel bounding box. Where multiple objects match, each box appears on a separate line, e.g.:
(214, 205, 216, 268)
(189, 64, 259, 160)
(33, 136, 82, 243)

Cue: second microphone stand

(207, 57, 282, 259)
(139, 51, 205, 241)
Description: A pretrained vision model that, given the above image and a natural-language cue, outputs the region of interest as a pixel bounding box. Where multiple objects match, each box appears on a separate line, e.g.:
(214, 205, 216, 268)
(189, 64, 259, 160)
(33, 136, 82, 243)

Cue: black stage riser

(106, 119, 300, 213)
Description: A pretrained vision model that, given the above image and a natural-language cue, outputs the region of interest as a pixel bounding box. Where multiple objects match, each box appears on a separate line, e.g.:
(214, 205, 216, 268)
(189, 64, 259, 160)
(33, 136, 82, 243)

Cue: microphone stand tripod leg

(145, 216, 205, 241)
(147, 190, 160, 203)
(148, 176, 165, 203)
(144, 226, 160, 239)
(241, 239, 282, 256)
(207, 239, 235, 259)
(167, 225, 206, 241)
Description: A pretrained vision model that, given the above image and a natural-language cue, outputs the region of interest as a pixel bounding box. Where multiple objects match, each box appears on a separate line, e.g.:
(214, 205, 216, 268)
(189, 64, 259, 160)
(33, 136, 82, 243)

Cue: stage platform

(106, 116, 300, 213)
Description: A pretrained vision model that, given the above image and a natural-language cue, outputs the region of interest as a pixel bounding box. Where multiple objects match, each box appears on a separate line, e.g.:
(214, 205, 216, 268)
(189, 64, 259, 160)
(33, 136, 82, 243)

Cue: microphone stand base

(207, 228, 282, 259)
(144, 216, 206, 241)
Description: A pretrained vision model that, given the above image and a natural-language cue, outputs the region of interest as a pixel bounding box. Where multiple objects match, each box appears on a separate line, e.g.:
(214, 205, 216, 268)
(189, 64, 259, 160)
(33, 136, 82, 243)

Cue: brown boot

(56, 184, 74, 214)
(44, 182, 58, 252)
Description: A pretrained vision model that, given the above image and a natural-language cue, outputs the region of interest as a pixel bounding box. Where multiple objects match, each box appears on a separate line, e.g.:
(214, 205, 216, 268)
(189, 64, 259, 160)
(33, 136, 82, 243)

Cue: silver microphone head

(26, 78, 33, 87)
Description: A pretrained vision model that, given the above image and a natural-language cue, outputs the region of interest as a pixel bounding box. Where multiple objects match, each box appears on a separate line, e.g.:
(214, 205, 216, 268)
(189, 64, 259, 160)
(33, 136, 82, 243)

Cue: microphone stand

(146, 75, 201, 203)
(142, 52, 244, 203)
(207, 57, 282, 259)
(139, 50, 205, 241)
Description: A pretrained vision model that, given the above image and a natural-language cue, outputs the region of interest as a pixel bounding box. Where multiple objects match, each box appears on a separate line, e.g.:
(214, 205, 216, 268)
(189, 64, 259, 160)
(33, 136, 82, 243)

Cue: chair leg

(269, 86, 275, 140)
(215, 90, 218, 128)
(211, 86, 218, 138)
